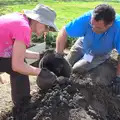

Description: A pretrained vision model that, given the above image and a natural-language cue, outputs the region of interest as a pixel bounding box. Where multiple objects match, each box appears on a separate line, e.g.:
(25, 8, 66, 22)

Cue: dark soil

(1, 51, 120, 120)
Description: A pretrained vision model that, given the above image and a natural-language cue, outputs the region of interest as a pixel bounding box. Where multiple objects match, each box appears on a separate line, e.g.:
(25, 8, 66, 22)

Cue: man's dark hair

(93, 4, 115, 25)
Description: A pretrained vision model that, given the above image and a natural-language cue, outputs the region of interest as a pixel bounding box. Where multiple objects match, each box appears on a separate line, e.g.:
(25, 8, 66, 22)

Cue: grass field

(0, 0, 120, 29)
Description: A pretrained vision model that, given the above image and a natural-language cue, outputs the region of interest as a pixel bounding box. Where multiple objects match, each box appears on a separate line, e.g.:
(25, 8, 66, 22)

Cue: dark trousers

(0, 58, 30, 107)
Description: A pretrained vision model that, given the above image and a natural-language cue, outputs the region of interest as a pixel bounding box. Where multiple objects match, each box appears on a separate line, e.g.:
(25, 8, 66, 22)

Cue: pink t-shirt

(0, 12, 31, 58)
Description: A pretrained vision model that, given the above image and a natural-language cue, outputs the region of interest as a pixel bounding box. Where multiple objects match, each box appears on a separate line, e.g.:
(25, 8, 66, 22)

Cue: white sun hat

(24, 4, 58, 32)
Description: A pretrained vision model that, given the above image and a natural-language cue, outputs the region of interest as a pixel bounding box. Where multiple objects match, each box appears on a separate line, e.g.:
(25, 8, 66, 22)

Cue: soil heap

(2, 50, 120, 120)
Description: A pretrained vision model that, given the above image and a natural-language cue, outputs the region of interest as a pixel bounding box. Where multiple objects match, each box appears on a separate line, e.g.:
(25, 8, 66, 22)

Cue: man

(56, 4, 120, 95)
(0, 3, 58, 113)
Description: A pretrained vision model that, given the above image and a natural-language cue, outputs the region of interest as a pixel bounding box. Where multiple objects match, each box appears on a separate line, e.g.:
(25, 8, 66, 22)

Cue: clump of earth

(1, 50, 120, 120)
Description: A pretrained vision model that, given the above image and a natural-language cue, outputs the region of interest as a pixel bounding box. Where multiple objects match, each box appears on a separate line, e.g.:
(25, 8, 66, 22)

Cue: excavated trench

(2, 51, 120, 120)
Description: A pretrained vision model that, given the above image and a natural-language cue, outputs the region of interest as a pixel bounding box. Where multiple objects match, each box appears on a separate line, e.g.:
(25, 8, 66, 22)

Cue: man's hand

(55, 52, 64, 59)
(36, 68, 57, 90)
(39, 49, 55, 60)
(112, 76, 120, 96)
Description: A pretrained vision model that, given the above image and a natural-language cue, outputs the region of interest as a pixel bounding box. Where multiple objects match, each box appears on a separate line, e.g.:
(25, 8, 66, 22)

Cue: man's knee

(72, 66, 87, 73)
(72, 59, 89, 73)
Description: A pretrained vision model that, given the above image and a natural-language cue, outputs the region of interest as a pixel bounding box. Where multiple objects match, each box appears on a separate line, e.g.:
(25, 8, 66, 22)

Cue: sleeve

(114, 29, 120, 54)
(12, 24, 31, 47)
(65, 11, 92, 37)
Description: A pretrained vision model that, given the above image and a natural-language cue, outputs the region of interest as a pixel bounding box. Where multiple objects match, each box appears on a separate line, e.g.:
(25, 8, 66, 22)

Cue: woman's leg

(10, 72, 30, 107)
(0, 58, 30, 107)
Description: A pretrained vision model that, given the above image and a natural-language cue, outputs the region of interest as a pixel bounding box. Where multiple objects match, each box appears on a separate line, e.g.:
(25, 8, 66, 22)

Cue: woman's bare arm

(25, 50, 40, 59)
(12, 40, 40, 76)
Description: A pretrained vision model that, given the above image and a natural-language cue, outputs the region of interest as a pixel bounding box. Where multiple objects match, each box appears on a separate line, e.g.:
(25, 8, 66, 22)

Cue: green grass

(0, 0, 120, 47)
(0, 0, 120, 29)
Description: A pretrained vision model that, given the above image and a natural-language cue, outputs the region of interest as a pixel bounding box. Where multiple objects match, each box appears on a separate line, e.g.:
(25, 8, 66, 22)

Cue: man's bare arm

(56, 27, 67, 54)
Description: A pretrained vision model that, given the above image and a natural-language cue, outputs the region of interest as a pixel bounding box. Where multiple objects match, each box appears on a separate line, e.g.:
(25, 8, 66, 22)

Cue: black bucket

(39, 50, 71, 78)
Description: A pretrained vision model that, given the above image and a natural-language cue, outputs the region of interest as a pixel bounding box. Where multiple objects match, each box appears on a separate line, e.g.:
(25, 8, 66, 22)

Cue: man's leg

(65, 37, 84, 66)
(72, 55, 109, 73)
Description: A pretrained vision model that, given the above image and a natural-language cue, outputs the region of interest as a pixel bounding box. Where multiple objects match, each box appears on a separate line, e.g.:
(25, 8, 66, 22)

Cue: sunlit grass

(0, 0, 120, 29)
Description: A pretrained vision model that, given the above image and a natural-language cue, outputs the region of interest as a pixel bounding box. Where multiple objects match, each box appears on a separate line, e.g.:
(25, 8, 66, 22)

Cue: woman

(0, 4, 58, 108)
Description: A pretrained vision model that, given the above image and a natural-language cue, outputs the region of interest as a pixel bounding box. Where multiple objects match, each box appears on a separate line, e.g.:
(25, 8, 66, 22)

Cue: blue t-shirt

(65, 11, 120, 55)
